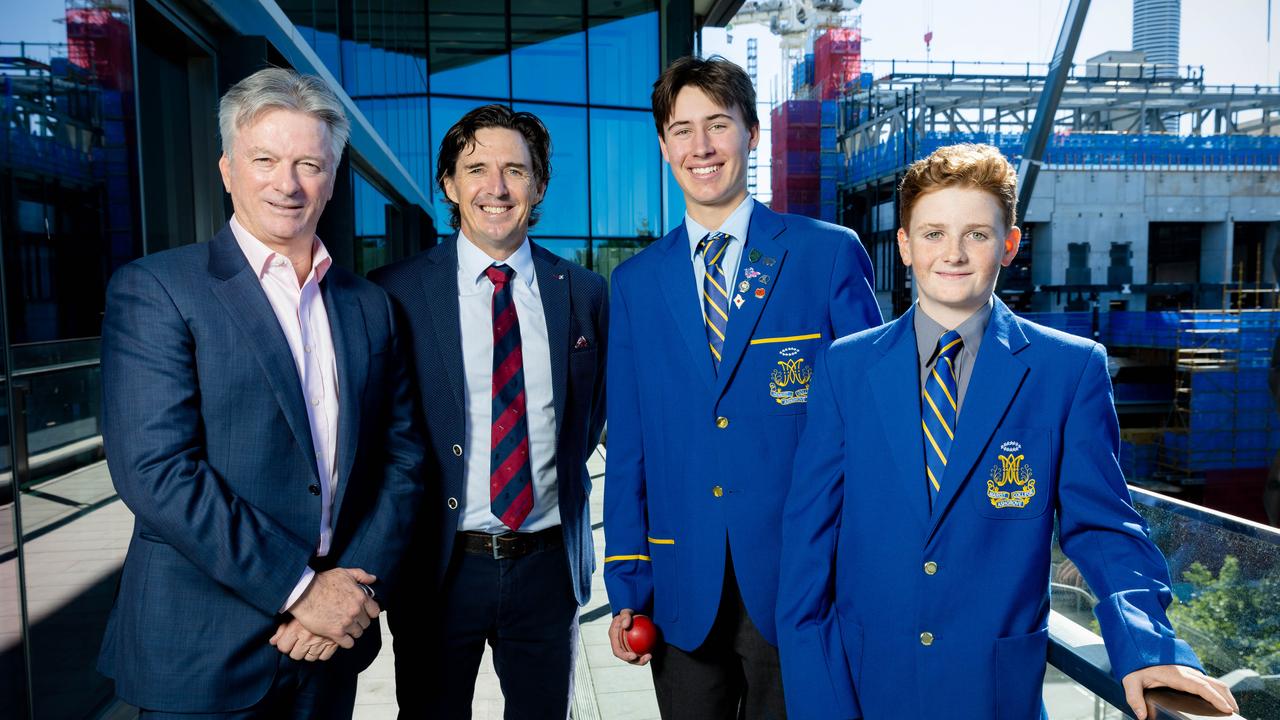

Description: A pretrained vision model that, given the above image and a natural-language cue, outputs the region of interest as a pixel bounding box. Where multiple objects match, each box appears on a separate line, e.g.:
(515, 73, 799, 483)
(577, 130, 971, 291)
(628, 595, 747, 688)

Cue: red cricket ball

(626, 614, 659, 655)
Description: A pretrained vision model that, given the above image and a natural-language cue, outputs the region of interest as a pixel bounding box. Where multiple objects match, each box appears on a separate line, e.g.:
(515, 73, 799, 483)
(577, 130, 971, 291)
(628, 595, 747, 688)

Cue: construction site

(729, 0, 1280, 524)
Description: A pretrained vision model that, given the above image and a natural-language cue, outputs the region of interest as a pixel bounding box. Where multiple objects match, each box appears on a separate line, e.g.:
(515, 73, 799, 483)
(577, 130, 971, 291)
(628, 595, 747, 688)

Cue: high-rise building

(1133, 0, 1180, 75)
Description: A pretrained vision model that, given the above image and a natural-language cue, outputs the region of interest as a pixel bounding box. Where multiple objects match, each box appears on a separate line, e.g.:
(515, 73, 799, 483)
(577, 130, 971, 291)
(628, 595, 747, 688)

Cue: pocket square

(575, 336, 590, 349)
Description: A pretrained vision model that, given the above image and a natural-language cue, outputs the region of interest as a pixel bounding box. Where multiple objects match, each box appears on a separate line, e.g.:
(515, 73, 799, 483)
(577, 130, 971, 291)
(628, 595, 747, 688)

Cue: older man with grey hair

(98, 67, 424, 718)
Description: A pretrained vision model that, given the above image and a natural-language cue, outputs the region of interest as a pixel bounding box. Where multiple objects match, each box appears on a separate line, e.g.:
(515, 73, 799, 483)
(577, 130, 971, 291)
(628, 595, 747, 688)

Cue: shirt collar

(914, 297, 994, 367)
(686, 195, 755, 261)
(229, 214, 331, 283)
(456, 231, 536, 288)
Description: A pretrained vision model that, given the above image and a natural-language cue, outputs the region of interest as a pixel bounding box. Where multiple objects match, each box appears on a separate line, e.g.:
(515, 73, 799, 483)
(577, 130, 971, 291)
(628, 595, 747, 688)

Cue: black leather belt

(458, 526, 563, 560)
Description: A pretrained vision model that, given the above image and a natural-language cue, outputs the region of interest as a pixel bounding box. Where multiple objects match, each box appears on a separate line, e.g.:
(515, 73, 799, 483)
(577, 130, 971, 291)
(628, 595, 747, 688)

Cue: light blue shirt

(456, 233, 560, 533)
(686, 196, 755, 306)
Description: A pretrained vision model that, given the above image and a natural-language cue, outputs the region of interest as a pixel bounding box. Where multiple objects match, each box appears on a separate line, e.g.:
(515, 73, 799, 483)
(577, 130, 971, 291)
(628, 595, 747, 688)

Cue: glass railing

(1049, 486, 1279, 719)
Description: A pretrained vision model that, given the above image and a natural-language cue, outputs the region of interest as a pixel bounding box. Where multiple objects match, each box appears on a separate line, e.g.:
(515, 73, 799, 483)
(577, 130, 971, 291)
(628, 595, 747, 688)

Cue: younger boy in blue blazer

(775, 144, 1238, 720)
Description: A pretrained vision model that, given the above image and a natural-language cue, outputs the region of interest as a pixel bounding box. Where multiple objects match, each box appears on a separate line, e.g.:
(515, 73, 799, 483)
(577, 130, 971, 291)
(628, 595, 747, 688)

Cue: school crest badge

(769, 347, 812, 405)
(986, 440, 1036, 509)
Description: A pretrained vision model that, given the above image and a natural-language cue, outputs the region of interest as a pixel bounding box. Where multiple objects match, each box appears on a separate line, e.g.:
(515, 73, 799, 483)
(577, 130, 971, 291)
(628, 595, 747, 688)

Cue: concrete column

(1199, 219, 1233, 308)
(1200, 219, 1233, 282)
(1265, 222, 1280, 285)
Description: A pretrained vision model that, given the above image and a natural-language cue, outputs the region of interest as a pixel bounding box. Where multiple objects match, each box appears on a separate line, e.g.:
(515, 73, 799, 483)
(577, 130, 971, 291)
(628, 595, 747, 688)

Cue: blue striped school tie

(922, 330, 963, 507)
(698, 232, 732, 372)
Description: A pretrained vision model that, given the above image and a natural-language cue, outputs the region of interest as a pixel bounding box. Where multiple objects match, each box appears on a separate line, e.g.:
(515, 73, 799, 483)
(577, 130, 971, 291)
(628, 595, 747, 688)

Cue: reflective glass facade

(0, 1, 676, 715)
(284, 0, 672, 271)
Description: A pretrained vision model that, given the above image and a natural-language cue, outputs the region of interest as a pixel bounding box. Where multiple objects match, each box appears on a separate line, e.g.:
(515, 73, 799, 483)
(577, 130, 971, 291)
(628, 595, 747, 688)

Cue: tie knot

(698, 232, 732, 268)
(485, 263, 514, 286)
(936, 330, 964, 362)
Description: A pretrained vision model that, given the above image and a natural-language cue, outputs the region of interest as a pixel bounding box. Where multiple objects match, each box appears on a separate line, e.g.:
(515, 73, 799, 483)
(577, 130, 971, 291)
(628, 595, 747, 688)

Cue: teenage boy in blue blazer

(775, 144, 1239, 720)
(604, 57, 881, 718)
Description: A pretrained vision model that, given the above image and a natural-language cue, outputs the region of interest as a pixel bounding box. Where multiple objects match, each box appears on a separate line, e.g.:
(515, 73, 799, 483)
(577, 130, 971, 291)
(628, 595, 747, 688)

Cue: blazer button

(923, 561, 938, 575)
(452, 444, 463, 457)
(308, 484, 321, 496)
(712, 485, 724, 498)
(447, 497, 459, 510)
(920, 631, 934, 646)
(715, 416, 729, 429)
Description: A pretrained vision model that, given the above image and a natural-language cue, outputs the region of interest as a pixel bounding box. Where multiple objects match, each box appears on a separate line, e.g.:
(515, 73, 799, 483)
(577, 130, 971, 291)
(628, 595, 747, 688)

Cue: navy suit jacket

(369, 237, 607, 605)
(603, 204, 882, 651)
(97, 225, 425, 712)
(776, 299, 1200, 720)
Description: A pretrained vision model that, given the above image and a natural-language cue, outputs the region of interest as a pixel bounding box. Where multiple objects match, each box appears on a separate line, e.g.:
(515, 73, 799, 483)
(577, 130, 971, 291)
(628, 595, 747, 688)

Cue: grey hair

(218, 68, 351, 164)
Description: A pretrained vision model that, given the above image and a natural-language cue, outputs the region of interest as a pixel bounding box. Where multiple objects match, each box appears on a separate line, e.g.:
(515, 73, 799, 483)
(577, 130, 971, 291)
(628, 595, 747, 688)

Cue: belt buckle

(491, 534, 502, 560)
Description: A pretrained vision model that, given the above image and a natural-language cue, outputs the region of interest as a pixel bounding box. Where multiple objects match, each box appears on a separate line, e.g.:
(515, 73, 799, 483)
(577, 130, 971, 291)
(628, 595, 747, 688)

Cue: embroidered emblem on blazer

(769, 348, 812, 406)
(987, 440, 1036, 508)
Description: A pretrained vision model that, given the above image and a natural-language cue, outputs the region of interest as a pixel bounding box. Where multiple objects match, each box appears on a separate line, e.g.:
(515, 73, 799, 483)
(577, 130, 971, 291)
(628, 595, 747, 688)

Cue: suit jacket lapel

(715, 205, 787, 398)
(421, 238, 467, 414)
(324, 270, 368, 517)
(927, 300, 1031, 541)
(532, 243, 570, 433)
(207, 227, 319, 481)
(867, 308, 930, 531)
(656, 225, 716, 389)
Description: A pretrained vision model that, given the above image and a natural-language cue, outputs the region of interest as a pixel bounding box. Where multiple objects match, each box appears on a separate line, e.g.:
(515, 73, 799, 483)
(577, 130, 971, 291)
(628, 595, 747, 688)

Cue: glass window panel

(588, 11, 657, 108)
(587, 0, 655, 18)
(430, 96, 507, 227)
(531, 238, 590, 268)
(1048, 493, 1280, 718)
(516, 103, 588, 238)
(592, 237, 650, 280)
(590, 108, 660, 238)
(511, 2, 584, 104)
(429, 1, 509, 98)
(354, 171, 392, 274)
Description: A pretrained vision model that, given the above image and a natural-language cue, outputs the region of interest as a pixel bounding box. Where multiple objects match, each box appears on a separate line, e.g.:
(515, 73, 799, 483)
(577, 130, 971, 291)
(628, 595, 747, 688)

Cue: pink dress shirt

(229, 216, 339, 610)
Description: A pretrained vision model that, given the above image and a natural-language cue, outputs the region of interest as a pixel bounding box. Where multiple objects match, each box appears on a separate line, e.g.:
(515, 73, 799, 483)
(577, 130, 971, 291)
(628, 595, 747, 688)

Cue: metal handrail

(1049, 610, 1247, 719)
(1130, 486, 1280, 546)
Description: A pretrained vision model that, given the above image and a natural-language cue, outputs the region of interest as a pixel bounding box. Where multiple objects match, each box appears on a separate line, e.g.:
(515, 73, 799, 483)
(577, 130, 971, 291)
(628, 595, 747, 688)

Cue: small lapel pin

(556, 273, 565, 280)
(575, 336, 589, 349)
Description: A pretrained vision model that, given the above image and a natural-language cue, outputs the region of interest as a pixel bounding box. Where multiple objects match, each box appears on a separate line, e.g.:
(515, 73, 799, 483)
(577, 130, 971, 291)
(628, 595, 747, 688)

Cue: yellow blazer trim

(750, 333, 822, 345)
(646, 537, 675, 545)
(604, 554, 651, 563)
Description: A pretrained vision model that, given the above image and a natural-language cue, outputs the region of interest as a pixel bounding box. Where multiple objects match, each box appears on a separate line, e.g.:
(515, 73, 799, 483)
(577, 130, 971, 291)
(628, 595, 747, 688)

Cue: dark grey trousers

(650, 549, 787, 720)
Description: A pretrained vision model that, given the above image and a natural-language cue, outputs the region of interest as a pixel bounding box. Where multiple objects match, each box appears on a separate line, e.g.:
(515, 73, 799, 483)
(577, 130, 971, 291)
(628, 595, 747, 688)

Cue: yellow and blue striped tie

(922, 330, 963, 506)
(699, 232, 733, 372)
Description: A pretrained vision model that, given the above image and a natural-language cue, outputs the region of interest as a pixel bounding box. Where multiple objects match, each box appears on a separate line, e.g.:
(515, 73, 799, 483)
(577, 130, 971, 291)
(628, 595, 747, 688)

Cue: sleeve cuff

(281, 567, 316, 613)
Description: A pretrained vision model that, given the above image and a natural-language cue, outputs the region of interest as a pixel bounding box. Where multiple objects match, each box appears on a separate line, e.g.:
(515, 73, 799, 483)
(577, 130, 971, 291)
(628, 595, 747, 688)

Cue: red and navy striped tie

(486, 264, 533, 531)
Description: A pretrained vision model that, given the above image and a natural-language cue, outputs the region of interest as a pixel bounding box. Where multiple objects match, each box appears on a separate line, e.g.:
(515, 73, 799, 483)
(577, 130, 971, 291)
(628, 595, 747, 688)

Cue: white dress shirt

(230, 216, 339, 610)
(456, 233, 560, 533)
(686, 195, 755, 301)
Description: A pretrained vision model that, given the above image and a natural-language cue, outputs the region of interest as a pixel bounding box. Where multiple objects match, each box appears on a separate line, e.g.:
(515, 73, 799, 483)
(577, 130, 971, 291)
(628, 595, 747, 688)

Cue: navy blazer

(603, 204, 882, 651)
(97, 225, 425, 712)
(776, 299, 1200, 719)
(370, 237, 607, 605)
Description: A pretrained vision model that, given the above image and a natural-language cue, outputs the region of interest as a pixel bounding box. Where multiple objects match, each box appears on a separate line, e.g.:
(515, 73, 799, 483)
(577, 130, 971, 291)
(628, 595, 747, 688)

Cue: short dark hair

(651, 56, 759, 138)
(436, 104, 552, 229)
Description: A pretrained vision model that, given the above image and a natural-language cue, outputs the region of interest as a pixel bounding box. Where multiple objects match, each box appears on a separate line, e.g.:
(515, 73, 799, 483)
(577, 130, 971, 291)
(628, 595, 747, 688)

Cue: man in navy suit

(603, 57, 881, 719)
(776, 143, 1238, 720)
(99, 68, 425, 717)
(371, 105, 607, 718)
